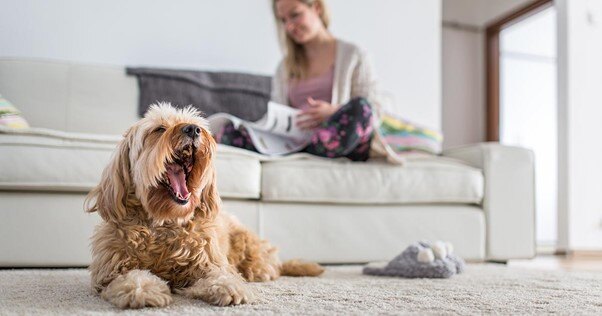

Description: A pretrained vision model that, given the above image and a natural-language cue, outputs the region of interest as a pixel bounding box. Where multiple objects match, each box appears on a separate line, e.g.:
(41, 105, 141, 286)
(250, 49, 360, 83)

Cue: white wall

(441, 27, 485, 148)
(331, 0, 441, 129)
(0, 0, 441, 129)
(557, 0, 602, 251)
(0, 0, 280, 73)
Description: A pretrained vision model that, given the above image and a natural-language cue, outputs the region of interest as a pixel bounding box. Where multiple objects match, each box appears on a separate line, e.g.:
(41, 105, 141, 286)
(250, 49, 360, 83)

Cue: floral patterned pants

(216, 97, 374, 161)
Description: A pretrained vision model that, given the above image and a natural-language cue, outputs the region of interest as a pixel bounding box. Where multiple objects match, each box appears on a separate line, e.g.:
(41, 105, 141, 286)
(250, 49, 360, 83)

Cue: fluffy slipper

(363, 241, 464, 278)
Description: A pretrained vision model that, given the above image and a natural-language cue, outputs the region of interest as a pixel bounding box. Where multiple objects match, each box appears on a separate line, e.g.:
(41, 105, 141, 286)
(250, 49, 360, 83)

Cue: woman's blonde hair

(272, 0, 331, 79)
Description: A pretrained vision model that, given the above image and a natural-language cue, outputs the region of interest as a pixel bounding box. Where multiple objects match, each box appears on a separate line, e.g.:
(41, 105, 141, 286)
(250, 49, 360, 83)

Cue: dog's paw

(204, 278, 253, 306)
(180, 274, 254, 306)
(101, 270, 173, 309)
(241, 263, 280, 282)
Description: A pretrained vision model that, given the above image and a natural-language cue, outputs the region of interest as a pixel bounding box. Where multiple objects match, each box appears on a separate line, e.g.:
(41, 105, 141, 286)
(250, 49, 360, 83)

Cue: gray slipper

(419, 241, 466, 274)
(363, 241, 465, 278)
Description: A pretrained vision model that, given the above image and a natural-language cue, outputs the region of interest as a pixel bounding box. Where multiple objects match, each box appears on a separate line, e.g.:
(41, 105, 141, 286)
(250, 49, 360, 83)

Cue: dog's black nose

(182, 124, 201, 139)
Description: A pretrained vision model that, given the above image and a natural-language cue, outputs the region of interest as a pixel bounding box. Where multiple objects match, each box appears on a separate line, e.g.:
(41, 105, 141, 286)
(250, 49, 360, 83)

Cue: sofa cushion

(261, 156, 484, 204)
(0, 128, 261, 199)
(213, 145, 261, 199)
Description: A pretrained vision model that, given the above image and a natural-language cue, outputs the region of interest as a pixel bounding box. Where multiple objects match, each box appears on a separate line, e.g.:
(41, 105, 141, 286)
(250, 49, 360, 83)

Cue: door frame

(485, 0, 554, 141)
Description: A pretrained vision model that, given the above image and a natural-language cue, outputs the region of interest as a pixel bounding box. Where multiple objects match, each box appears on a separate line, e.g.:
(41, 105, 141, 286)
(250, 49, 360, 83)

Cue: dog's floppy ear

(196, 128, 221, 221)
(85, 127, 135, 222)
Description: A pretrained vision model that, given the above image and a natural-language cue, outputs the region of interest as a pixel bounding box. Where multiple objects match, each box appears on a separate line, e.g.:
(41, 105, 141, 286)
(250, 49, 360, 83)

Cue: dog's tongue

(166, 164, 190, 200)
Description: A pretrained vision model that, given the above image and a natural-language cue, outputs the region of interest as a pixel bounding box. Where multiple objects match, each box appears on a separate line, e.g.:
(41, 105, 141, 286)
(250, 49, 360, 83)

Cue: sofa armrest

(442, 143, 536, 260)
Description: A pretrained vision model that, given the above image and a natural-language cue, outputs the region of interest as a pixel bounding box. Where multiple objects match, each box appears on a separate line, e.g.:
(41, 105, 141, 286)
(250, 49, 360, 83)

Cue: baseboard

(536, 244, 557, 255)
(568, 250, 602, 258)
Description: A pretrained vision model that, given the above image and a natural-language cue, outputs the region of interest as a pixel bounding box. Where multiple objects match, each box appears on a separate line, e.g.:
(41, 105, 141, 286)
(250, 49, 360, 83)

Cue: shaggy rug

(0, 264, 600, 315)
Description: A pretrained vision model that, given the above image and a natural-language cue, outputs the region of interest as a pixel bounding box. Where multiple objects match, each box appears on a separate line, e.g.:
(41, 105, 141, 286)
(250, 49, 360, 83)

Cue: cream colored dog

(85, 103, 322, 309)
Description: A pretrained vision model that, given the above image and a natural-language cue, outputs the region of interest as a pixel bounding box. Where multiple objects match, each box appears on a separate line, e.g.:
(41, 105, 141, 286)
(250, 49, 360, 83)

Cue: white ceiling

(443, 0, 532, 26)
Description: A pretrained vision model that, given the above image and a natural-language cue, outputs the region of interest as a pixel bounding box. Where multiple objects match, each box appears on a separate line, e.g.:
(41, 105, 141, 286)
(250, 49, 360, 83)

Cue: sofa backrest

(0, 58, 139, 135)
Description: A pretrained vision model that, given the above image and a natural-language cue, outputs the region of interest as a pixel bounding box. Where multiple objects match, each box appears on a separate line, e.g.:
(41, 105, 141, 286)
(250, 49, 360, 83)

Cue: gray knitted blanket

(127, 67, 271, 120)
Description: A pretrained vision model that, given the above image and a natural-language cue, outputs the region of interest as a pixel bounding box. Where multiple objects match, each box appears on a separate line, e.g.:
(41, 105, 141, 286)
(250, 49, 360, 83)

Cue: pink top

(288, 66, 334, 110)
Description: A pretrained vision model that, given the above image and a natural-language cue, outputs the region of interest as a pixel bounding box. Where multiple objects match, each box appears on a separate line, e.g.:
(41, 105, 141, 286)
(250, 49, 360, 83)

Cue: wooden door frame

(485, 0, 554, 141)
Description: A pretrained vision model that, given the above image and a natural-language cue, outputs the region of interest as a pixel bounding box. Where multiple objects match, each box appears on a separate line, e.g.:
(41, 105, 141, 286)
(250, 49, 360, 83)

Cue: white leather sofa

(0, 59, 536, 266)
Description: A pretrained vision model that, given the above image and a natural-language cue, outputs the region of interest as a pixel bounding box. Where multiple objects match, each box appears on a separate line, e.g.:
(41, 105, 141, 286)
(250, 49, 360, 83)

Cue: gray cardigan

(271, 40, 380, 113)
(271, 39, 403, 164)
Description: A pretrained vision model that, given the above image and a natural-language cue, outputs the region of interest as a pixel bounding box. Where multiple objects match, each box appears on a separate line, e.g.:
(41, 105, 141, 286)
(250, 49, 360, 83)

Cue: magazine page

(242, 102, 311, 155)
(207, 112, 243, 137)
(245, 102, 310, 140)
(244, 128, 309, 155)
(207, 102, 312, 156)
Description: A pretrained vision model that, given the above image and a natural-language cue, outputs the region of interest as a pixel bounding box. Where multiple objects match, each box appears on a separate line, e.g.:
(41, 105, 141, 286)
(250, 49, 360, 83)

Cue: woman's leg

(214, 122, 258, 152)
(344, 130, 373, 161)
(303, 97, 374, 161)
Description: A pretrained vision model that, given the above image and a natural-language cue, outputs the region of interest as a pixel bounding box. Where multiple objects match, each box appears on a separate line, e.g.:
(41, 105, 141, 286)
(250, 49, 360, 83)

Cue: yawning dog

(85, 103, 323, 309)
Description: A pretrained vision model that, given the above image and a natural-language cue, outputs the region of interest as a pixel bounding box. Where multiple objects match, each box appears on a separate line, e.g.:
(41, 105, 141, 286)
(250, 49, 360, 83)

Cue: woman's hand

(296, 97, 339, 130)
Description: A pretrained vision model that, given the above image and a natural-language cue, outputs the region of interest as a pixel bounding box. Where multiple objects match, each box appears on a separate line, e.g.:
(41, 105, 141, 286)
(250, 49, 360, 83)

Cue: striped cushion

(379, 114, 442, 155)
(0, 95, 30, 129)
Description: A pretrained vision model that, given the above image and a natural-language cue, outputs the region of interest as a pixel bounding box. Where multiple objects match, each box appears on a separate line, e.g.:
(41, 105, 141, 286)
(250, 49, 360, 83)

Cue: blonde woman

(218, 0, 384, 161)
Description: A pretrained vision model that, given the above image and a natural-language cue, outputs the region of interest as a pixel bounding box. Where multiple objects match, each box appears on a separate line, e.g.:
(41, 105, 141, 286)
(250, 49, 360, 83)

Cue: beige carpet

(1, 264, 601, 315)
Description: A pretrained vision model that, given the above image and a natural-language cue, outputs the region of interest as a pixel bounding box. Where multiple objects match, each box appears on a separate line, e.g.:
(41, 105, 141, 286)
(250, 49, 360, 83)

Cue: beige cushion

(0, 128, 119, 191)
(213, 145, 261, 199)
(261, 156, 484, 204)
(0, 128, 261, 199)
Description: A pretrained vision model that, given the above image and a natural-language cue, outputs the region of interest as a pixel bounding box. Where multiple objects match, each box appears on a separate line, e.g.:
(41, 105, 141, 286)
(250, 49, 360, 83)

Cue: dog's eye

(155, 126, 166, 133)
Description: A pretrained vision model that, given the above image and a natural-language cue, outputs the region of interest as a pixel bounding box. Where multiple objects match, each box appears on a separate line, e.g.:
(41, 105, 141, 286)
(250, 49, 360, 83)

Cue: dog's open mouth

(161, 144, 195, 205)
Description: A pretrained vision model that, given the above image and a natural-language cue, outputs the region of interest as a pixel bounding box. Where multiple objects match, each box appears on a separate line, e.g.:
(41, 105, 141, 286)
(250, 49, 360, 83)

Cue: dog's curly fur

(85, 103, 323, 309)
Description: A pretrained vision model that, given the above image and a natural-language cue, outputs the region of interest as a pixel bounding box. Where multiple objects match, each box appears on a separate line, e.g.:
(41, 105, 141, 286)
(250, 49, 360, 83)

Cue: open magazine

(208, 102, 313, 155)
